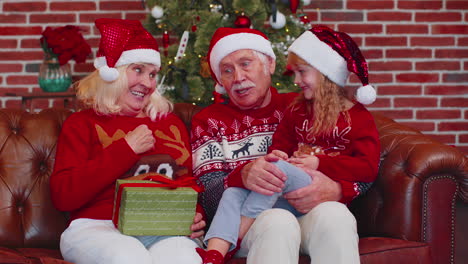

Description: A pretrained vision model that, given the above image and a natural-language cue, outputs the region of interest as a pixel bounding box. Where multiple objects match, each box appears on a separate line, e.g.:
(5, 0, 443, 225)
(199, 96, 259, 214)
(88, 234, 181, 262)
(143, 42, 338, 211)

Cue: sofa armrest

(349, 113, 467, 264)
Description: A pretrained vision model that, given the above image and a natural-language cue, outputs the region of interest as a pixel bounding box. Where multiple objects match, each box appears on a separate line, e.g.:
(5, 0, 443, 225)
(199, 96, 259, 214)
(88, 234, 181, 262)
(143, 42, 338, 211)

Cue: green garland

(145, 0, 308, 106)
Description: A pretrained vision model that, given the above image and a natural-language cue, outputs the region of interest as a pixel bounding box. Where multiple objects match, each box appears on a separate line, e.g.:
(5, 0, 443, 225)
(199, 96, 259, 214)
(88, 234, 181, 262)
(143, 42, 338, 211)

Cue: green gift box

(113, 178, 198, 236)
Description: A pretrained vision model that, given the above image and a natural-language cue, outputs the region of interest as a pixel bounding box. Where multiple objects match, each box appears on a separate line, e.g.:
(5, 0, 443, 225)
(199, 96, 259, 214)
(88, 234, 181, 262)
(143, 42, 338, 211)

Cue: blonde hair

(76, 64, 173, 121)
(287, 52, 349, 136)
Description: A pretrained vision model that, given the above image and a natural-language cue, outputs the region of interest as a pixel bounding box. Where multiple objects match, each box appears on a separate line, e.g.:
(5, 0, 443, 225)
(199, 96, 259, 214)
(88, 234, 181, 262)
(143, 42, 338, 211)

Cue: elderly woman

(49, 18, 205, 264)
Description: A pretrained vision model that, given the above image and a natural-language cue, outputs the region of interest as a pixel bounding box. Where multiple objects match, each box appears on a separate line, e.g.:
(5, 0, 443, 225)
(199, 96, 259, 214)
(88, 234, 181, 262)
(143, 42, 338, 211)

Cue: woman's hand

(288, 154, 319, 171)
(125, 124, 155, 154)
(189, 212, 206, 239)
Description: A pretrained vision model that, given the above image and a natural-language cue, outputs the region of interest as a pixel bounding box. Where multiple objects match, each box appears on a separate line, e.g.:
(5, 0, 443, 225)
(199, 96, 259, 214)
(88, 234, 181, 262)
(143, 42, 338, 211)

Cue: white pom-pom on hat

(356, 84, 376, 105)
(215, 83, 226, 94)
(98, 65, 120, 82)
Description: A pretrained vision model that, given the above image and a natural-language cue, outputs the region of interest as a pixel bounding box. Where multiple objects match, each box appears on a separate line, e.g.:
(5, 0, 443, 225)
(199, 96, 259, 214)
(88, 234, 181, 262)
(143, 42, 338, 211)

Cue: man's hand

(125, 125, 155, 154)
(189, 212, 206, 239)
(241, 155, 287, 195)
(283, 169, 342, 214)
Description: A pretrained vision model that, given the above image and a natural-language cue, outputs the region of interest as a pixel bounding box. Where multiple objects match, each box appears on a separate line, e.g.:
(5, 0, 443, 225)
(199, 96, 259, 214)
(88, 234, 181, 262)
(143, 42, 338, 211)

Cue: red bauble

(234, 14, 251, 28)
(300, 15, 311, 24)
(191, 25, 197, 32)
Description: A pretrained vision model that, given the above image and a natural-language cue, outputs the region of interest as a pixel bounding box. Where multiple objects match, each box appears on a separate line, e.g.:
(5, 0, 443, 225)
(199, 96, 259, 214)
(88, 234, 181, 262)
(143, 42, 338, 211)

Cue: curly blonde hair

(76, 64, 173, 121)
(287, 52, 349, 136)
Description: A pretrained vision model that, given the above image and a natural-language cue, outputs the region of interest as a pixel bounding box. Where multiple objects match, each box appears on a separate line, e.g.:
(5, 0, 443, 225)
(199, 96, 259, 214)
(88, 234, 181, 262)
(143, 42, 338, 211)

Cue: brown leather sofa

(0, 103, 467, 264)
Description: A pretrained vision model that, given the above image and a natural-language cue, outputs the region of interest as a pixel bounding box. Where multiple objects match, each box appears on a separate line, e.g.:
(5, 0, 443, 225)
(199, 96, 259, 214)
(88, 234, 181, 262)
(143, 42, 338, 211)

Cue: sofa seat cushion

(0, 247, 72, 264)
(359, 237, 431, 263)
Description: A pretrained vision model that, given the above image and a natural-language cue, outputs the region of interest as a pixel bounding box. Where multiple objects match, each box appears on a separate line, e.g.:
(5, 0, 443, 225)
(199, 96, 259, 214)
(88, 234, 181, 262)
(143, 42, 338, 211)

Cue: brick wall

(0, 0, 467, 153)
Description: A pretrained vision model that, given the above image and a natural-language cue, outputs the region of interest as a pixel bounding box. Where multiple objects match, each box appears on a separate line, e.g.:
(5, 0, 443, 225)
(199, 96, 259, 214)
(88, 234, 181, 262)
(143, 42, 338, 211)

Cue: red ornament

(234, 13, 251, 28)
(290, 0, 299, 14)
(300, 15, 311, 24)
(162, 30, 170, 56)
(191, 25, 197, 32)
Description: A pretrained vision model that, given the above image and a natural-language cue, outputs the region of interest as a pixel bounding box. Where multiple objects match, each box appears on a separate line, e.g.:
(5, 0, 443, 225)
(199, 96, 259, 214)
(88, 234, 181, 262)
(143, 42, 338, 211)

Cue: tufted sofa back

(0, 109, 71, 248)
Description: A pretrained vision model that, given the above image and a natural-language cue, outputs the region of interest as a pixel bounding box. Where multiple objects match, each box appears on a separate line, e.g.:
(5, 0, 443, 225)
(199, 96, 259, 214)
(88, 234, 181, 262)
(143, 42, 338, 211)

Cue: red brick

(443, 73, 468, 82)
(438, 122, 468, 131)
(398, 1, 443, 9)
(460, 37, 468, 46)
(347, 0, 394, 9)
(337, 24, 383, 34)
(396, 73, 439, 83)
(367, 98, 391, 108)
(415, 12, 462, 22)
(30, 14, 77, 24)
(387, 49, 432, 59)
(50, 1, 96, 11)
(367, 12, 411, 21)
(394, 97, 438, 107)
(3, 2, 47, 12)
(432, 25, 468, 35)
(354, 73, 393, 83)
(368, 61, 412, 71)
(100, 1, 145, 11)
(79, 13, 122, 23)
(0, 87, 31, 96)
(322, 12, 364, 22)
(456, 146, 468, 154)
(399, 122, 435, 132)
(415, 61, 460, 71)
(441, 98, 468, 107)
(0, 64, 23, 73)
(447, 0, 468, 9)
(4, 99, 22, 109)
(6, 75, 38, 85)
(0, 26, 42, 36)
(426, 85, 468, 95)
(362, 49, 383, 59)
(411, 37, 455, 46)
(378, 85, 422, 95)
(435, 49, 468, 58)
(0, 51, 42, 61)
(0, 39, 18, 49)
(387, 25, 428, 34)
(366, 37, 407, 47)
(425, 134, 456, 144)
(21, 38, 41, 49)
(125, 12, 148, 21)
(416, 110, 461, 119)
(371, 110, 413, 119)
(309, 0, 343, 9)
(464, 61, 468, 70)
(74, 63, 95, 73)
(0, 14, 27, 23)
(460, 134, 468, 143)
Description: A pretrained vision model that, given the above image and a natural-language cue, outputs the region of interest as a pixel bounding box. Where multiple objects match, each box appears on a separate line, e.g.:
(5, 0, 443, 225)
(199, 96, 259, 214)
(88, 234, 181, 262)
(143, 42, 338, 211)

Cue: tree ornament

(269, 11, 286, 29)
(175, 31, 189, 62)
(191, 25, 197, 32)
(299, 15, 311, 24)
(234, 13, 251, 28)
(162, 30, 170, 56)
(151, 5, 164, 19)
(302, 0, 312, 6)
(290, 0, 299, 13)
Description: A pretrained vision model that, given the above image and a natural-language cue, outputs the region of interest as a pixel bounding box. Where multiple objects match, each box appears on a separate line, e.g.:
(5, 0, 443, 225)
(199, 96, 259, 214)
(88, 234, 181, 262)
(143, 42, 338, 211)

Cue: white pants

(60, 218, 202, 264)
(238, 202, 360, 264)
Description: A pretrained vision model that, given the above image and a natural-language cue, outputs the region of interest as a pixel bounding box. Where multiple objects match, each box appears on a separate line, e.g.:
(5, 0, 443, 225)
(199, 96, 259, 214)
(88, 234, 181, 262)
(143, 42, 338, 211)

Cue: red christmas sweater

(50, 109, 197, 222)
(190, 87, 373, 221)
(269, 101, 381, 203)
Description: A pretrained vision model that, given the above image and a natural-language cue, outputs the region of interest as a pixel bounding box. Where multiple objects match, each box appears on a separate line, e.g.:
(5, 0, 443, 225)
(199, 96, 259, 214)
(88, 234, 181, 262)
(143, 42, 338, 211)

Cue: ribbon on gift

(112, 173, 203, 228)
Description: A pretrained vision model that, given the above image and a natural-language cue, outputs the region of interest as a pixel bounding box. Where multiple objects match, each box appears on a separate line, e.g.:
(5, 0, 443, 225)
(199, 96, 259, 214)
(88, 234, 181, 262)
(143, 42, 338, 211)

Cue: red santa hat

(93, 18, 161, 82)
(288, 25, 376, 105)
(207, 27, 276, 94)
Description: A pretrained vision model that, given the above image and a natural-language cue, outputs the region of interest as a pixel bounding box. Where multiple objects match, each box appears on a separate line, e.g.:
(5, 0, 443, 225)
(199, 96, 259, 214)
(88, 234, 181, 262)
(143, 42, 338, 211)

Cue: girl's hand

(288, 154, 319, 171)
(190, 212, 206, 239)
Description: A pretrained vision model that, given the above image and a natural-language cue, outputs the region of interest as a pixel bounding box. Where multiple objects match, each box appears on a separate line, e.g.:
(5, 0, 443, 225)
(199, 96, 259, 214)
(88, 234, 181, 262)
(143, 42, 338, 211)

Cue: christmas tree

(144, 0, 311, 106)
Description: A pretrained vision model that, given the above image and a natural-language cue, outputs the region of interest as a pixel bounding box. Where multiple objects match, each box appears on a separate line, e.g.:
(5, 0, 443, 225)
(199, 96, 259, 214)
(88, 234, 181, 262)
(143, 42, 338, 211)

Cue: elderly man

(191, 27, 364, 264)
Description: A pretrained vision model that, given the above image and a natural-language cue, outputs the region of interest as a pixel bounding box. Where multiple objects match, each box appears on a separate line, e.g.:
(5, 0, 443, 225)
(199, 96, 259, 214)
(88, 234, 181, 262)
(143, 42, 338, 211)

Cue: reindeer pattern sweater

(50, 109, 193, 222)
(191, 88, 373, 221)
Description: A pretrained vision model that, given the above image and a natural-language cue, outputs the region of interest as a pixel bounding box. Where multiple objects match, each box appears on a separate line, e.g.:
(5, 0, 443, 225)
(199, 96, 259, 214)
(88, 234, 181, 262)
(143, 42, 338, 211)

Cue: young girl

(196, 25, 381, 264)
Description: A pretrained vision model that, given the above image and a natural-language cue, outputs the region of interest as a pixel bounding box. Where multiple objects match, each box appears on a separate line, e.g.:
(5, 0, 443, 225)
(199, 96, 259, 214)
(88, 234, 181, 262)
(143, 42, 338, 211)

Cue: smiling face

(289, 63, 322, 100)
(118, 63, 159, 117)
(218, 49, 275, 110)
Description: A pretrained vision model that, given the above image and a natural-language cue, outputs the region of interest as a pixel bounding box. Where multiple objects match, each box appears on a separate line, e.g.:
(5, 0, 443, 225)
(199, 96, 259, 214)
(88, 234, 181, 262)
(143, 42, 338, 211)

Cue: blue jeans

(204, 160, 312, 250)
